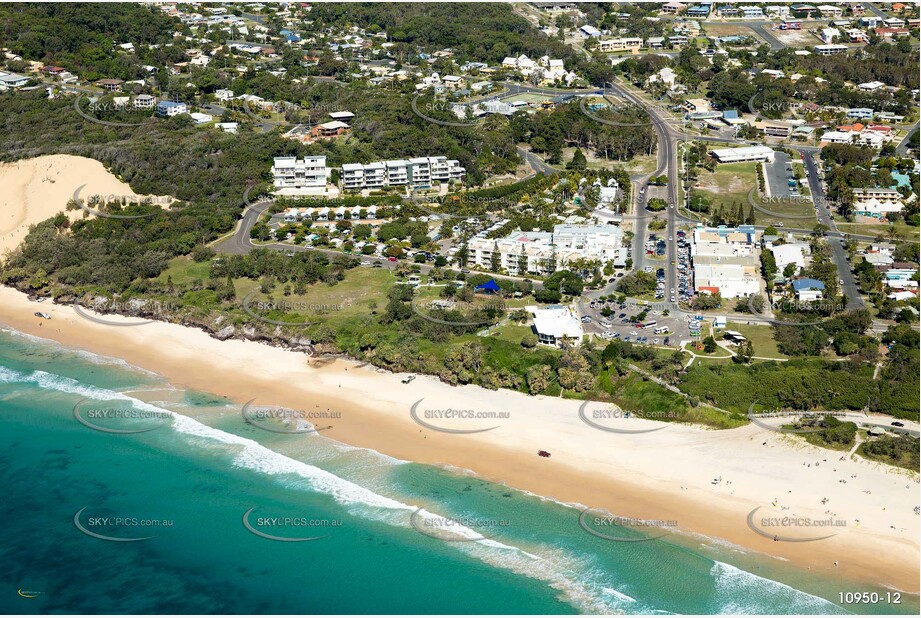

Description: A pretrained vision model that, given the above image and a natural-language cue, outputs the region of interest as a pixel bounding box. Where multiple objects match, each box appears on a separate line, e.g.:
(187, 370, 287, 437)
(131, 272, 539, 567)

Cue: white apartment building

(468, 224, 627, 276)
(597, 37, 643, 53)
(341, 156, 465, 191)
(852, 188, 904, 218)
(272, 156, 332, 196)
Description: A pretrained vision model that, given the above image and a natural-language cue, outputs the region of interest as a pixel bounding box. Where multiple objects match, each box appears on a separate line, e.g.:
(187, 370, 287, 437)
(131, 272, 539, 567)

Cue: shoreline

(1, 285, 918, 594)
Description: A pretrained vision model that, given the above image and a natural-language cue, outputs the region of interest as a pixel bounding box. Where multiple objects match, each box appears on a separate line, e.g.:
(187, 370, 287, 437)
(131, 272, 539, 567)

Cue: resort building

(467, 224, 628, 276)
(819, 130, 886, 148)
(341, 156, 465, 191)
(852, 188, 904, 219)
(272, 156, 333, 196)
(597, 37, 643, 53)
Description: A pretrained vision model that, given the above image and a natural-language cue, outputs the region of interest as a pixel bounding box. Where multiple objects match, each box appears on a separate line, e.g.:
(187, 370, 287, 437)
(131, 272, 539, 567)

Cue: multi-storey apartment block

(467, 225, 628, 276)
(341, 156, 465, 191)
(272, 156, 332, 196)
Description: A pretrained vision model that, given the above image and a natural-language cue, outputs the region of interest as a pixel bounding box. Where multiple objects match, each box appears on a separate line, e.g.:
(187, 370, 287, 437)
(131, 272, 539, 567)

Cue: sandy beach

(0, 154, 917, 595)
(0, 154, 170, 255)
(0, 286, 917, 593)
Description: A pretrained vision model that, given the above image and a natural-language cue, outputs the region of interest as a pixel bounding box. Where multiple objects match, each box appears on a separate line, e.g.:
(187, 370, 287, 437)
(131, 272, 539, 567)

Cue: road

(745, 22, 785, 50)
(895, 121, 919, 155)
(602, 79, 685, 302)
(861, 2, 888, 19)
(213, 199, 541, 287)
(516, 145, 559, 176)
(802, 153, 865, 309)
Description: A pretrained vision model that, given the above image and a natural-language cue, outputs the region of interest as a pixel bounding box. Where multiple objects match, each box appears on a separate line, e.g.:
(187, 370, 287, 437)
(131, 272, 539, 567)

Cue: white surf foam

(710, 560, 846, 614)
(0, 365, 645, 614)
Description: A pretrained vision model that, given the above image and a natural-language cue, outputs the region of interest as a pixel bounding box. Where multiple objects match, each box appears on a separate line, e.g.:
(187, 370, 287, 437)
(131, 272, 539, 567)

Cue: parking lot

(764, 151, 800, 199)
(581, 223, 702, 348)
(649, 229, 694, 305)
(579, 291, 709, 348)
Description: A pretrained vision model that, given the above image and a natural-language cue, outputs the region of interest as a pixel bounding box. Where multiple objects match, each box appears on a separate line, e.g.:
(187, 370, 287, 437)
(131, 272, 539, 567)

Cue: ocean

(0, 327, 916, 615)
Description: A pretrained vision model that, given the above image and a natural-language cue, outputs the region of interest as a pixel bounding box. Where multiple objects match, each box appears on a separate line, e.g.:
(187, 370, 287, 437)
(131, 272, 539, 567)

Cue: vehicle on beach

(401, 375, 415, 384)
(711, 477, 721, 485)
(537, 450, 551, 458)
(34, 312, 51, 319)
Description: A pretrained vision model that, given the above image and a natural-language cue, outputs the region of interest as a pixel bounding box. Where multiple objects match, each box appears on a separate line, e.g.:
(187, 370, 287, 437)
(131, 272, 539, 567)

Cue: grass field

(693, 162, 758, 213)
(682, 341, 733, 358)
(835, 221, 919, 241)
(725, 321, 787, 359)
(234, 267, 395, 325)
(624, 154, 659, 177)
(156, 257, 213, 286)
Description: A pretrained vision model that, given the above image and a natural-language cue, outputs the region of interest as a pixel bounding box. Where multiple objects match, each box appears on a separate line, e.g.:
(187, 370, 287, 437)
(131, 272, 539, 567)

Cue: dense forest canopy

(311, 3, 577, 65)
(0, 3, 180, 80)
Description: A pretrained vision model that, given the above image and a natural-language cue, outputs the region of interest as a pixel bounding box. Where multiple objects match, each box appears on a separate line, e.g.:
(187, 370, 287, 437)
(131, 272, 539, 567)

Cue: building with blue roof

(156, 101, 188, 117)
(792, 278, 825, 301)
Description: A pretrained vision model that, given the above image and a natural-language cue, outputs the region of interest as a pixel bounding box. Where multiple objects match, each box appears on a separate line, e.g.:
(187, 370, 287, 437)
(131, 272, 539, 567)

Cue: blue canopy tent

(475, 279, 501, 294)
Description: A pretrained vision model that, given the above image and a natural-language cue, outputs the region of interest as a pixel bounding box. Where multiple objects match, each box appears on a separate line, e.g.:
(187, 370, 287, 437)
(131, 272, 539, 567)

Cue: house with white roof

(858, 81, 886, 92)
(531, 305, 584, 347)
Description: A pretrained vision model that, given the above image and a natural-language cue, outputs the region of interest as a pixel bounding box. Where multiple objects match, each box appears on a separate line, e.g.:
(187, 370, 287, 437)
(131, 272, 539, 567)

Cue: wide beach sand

(0, 287, 917, 593)
(0, 155, 917, 594)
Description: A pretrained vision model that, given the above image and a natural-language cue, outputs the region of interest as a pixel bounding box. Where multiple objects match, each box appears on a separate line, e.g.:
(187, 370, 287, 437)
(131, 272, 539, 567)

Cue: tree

(567, 148, 587, 171)
(526, 365, 553, 395)
(455, 243, 469, 267)
(703, 336, 717, 353)
(490, 241, 501, 271)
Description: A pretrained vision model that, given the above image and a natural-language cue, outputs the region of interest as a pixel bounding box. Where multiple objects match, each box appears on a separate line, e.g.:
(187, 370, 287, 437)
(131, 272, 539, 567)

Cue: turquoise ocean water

(0, 326, 916, 615)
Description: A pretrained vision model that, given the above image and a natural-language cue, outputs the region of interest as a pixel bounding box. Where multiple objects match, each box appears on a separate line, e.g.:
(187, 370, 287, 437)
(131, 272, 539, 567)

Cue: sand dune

(0, 154, 170, 255)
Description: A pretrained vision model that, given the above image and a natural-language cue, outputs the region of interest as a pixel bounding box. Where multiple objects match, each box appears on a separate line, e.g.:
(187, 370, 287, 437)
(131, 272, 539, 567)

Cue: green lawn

(750, 192, 817, 228)
(234, 267, 395, 325)
(693, 162, 758, 213)
(156, 257, 214, 286)
(835, 221, 919, 241)
(487, 323, 534, 344)
(682, 342, 733, 358)
(624, 154, 659, 177)
(724, 321, 787, 359)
